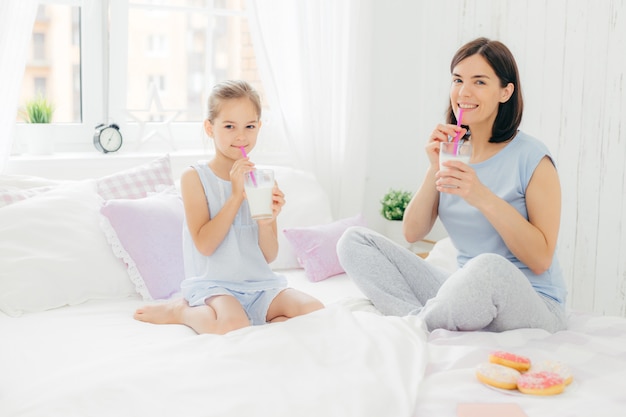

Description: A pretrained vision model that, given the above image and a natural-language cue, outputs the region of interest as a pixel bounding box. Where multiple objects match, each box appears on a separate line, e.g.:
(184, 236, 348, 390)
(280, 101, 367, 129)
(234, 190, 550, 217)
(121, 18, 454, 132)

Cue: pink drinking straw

(239, 146, 257, 187)
(452, 107, 464, 154)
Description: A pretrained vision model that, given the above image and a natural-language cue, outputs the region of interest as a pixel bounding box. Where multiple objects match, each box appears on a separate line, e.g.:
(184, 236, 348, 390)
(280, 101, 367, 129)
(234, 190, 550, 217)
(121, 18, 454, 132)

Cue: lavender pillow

(100, 190, 185, 300)
(283, 214, 366, 282)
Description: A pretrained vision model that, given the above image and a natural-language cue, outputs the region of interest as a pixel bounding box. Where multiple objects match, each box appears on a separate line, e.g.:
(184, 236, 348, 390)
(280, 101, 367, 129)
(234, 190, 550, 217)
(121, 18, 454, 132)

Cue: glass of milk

(244, 169, 274, 220)
(439, 141, 472, 188)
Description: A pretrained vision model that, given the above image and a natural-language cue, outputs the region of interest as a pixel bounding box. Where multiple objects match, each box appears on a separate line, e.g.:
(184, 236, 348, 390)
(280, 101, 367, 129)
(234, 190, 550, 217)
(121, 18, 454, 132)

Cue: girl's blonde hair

(207, 80, 262, 122)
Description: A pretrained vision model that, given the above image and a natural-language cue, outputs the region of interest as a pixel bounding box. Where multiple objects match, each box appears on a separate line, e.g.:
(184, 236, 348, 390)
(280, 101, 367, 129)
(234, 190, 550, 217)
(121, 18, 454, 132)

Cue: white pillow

(268, 166, 333, 270)
(0, 181, 136, 317)
(424, 237, 459, 273)
(0, 174, 68, 189)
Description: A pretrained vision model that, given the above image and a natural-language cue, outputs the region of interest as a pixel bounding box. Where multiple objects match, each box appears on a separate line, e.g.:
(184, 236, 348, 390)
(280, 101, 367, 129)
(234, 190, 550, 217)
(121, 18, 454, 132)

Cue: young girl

(337, 38, 568, 333)
(134, 80, 323, 334)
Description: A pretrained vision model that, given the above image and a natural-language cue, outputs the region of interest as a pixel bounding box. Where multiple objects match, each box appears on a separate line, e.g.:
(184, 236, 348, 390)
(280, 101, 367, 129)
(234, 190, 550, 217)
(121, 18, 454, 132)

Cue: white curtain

(247, 0, 371, 219)
(0, 0, 38, 173)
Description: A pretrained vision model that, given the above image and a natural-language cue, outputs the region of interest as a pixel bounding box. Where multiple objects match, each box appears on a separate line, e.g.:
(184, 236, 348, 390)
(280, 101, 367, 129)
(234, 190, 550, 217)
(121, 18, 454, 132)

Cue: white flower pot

(26, 124, 54, 155)
(383, 219, 411, 248)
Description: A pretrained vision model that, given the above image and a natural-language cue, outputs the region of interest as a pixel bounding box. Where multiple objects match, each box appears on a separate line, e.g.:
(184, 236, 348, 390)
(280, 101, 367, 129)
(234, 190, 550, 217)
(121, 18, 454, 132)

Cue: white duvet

(0, 299, 427, 417)
(3, 274, 626, 417)
(3, 299, 626, 417)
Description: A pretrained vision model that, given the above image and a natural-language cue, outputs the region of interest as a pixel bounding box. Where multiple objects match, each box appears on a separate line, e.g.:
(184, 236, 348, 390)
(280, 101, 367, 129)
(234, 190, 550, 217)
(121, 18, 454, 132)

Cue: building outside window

(16, 0, 279, 155)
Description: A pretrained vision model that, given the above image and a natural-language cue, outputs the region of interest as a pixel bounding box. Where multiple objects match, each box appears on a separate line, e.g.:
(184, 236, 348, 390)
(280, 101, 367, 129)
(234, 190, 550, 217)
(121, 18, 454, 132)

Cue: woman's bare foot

(134, 298, 188, 324)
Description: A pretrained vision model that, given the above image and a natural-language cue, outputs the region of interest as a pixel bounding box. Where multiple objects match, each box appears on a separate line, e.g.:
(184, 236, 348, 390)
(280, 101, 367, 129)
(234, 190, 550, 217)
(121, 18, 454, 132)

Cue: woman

(337, 37, 567, 333)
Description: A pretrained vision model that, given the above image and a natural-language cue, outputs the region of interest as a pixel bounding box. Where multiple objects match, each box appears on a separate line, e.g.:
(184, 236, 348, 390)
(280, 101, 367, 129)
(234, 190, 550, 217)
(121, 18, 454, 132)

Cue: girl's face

(450, 54, 513, 131)
(205, 97, 261, 159)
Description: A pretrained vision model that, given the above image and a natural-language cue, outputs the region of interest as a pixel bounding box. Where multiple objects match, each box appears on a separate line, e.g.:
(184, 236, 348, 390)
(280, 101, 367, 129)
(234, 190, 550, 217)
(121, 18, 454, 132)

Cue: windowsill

(8, 148, 205, 162)
(6, 149, 204, 180)
(5, 149, 292, 180)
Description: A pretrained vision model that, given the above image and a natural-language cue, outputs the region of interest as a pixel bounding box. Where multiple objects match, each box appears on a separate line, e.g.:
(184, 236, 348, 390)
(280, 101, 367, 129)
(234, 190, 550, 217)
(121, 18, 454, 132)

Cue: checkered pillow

(96, 155, 175, 200)
(0, 186, 56, 208)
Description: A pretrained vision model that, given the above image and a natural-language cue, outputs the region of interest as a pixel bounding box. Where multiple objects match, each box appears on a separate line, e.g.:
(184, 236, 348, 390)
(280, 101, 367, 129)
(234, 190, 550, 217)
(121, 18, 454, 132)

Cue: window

(147, 75, 167, 95)
(32, 33, 46, 61)
(34, 77, 47, 96)
(17, 1, 84, 134)
(15, 0, 284, 157)
(116, 0, 270, 151)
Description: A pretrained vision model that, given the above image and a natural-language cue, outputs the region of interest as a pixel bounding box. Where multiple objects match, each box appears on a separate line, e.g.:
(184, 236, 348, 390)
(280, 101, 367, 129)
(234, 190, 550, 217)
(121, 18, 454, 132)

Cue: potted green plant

(24, 94, 55, 123)
(380, 188, 412, 221)
(22, 94, 55, 154)
(380, 188, 413, 247)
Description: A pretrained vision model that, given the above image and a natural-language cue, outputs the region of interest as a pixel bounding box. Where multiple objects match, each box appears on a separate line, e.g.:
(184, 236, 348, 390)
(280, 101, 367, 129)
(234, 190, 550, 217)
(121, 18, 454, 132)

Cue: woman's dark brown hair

(446, 37, 523, 143)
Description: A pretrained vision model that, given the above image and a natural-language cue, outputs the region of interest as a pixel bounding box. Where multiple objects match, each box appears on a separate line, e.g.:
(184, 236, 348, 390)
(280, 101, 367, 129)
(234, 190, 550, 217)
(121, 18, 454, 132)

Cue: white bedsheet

(0, 296, 426, 417)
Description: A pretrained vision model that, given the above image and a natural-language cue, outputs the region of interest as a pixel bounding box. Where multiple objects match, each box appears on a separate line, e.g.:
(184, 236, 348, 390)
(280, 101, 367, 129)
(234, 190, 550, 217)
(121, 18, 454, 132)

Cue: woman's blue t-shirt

(438, 131, 567, 305)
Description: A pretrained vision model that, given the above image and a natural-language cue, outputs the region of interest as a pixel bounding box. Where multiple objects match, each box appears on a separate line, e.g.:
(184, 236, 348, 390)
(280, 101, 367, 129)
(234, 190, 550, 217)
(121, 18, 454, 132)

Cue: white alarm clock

(93, 123, 123, 153)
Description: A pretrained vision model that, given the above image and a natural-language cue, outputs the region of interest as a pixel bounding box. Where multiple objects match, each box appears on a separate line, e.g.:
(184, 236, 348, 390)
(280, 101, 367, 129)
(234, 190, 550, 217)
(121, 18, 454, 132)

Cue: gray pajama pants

(336, 226, 567, 333)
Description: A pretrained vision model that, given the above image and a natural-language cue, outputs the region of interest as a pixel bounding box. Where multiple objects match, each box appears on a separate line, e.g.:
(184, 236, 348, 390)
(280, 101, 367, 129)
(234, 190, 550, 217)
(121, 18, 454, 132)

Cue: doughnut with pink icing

(529, 360, 573, 385)
(517, 371, 565, 395)
(475, 362, 521, 390)
(488, 350, 531, 372)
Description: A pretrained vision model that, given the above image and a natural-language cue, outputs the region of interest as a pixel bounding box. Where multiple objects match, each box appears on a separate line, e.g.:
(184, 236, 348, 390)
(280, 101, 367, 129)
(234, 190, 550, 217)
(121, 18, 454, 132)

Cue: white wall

(364, 0, 626, 316)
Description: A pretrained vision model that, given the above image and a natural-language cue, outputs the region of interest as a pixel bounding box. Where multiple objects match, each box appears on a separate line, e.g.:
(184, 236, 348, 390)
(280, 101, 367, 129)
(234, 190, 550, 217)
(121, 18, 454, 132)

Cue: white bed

(1, 155, 625, 417)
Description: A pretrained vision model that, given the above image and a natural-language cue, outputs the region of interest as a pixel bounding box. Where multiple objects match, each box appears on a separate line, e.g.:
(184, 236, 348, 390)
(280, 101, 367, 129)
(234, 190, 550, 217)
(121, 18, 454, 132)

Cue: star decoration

(126, 82, 182, 150)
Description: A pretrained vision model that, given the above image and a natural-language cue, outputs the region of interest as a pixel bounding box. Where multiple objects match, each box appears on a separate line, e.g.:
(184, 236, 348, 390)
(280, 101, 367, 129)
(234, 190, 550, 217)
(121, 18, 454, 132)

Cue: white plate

(481, 380, 578, 397)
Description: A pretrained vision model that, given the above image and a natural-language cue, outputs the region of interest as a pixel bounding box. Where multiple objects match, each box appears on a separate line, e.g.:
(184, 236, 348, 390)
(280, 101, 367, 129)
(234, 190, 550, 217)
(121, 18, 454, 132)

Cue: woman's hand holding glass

(427, 123, 468, 167)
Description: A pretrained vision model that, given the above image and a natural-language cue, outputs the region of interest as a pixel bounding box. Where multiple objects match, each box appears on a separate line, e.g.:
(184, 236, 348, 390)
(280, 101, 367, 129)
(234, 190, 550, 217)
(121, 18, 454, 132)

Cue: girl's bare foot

(134, 298, 188, 324)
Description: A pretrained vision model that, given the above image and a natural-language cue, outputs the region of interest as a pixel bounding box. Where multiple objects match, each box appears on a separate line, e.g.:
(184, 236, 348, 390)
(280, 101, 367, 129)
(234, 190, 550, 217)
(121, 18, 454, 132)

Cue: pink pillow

(100, 190, 185, 300)
(96, 155, 175, 200)
(283, 214, 366, 282)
